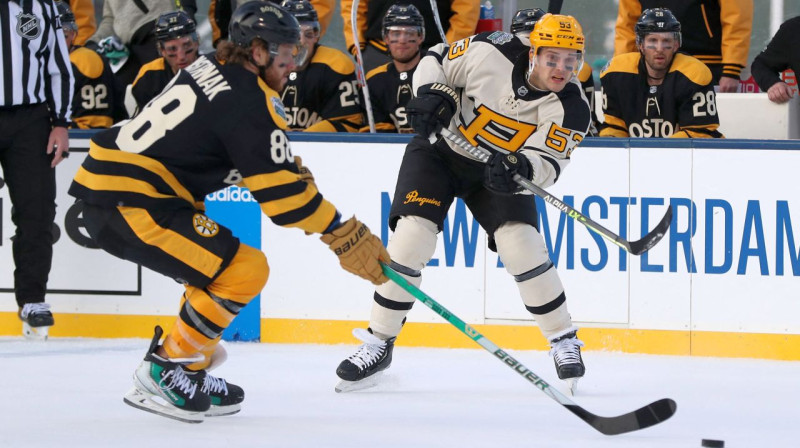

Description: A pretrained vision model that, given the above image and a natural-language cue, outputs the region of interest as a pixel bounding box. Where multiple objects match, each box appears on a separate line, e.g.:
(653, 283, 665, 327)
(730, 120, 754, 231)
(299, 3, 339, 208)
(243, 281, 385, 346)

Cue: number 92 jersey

(69, 55, 338, 234)
(599, 52, 724, 138)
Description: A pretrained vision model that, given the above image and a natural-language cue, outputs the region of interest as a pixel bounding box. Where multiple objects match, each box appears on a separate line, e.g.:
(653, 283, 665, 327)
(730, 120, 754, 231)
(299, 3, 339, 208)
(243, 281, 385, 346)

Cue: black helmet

(154, 11, 197, 42)
(382, 4, 425, 39)
(55, 1, 77, 32)
(229, 2, 301, 48)
(510, 8, 545, 35)
(280, 0, 319, 31)
(635, 8, 681, 46)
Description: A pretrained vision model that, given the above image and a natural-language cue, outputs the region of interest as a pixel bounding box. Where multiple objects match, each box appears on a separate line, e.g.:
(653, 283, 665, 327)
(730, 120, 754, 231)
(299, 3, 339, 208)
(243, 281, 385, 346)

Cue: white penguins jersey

(413, 31, 591, 188)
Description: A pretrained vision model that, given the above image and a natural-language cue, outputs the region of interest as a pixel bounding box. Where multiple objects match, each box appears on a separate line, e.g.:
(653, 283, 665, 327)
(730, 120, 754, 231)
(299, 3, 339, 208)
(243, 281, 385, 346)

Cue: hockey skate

(549, 329, 585, 396)
(184, 369, 245, 417)
(123, 326, 211, 423)
(335, 328, 395, 393)
(19, 303, 54, 340)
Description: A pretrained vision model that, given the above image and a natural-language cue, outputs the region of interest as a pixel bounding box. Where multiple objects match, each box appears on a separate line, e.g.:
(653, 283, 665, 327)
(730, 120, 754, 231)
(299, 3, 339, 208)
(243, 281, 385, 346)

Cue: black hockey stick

(548, 0, 564, 14)
(382, 264, 677, 435)
(439, 128, 673, 255)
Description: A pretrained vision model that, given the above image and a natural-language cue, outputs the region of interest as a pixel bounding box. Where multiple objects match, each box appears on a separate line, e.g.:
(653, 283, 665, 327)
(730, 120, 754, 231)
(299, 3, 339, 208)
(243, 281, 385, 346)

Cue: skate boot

(19, 303, 54, 340)
(184, 369, 245, 417)
(548, 329, 585, 396)
(123, 326, 211, 423)
(335, 328, 395, 393)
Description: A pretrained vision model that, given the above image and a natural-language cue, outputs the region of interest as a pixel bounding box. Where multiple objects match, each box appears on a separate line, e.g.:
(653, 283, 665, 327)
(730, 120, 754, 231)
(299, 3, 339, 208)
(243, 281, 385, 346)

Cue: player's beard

(392, 49, 419, 64)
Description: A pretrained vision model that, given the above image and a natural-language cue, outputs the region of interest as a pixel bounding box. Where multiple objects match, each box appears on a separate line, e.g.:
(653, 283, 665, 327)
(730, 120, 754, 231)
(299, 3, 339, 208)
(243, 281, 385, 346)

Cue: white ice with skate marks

(0, 337, 798, 447)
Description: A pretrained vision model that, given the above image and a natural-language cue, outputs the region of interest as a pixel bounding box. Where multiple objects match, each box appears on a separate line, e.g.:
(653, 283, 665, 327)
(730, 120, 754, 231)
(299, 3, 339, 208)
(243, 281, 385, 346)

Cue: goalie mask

(528, 14, 585, 79)
(229, 2, 307, 68)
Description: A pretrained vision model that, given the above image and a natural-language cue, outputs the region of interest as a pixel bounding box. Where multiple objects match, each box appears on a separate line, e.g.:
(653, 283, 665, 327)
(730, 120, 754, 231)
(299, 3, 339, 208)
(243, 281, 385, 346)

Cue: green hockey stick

(382, 264, 676, 435)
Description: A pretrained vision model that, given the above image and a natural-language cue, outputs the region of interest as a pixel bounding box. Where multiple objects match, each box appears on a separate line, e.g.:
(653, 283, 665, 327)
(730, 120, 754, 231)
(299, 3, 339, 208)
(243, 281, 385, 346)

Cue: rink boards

(1, 131, 798, 360)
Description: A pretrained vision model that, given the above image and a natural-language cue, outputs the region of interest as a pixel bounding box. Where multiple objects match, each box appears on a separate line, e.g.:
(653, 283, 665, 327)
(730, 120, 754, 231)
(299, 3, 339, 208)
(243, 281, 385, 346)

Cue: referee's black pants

(0, 104, 56, 307)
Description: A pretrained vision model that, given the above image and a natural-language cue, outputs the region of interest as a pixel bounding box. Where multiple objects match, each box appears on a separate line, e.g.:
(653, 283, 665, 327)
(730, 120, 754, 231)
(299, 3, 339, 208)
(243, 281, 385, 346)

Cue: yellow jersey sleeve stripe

(88, 144, 196, 204)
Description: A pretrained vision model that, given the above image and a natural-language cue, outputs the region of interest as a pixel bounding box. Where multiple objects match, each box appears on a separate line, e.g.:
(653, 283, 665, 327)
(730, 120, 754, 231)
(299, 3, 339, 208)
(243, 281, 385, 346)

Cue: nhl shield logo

(193, 213, 219, 237)
(16, 12, 42, 40)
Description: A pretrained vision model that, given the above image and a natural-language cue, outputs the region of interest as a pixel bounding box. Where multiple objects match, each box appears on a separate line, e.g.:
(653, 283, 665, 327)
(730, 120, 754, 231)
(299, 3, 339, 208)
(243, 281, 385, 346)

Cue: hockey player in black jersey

(279, 0, 363, 132)
(336, 14, 590, 395)
(126, 11, 200, 116)
(600, 8, 723, 138)
(57, 1, 116, 129)
(69, 2, 389, 423)
(360, 4, 424, 133)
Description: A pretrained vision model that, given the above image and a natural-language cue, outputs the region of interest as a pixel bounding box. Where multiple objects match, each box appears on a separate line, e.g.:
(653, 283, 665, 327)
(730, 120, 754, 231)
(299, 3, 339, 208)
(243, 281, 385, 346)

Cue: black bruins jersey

(417, 32, 591, 188)
(280, 45, 363, 132)
(362, 62, 416, 133)
(129, 58, 175, 116)
(69, 46, 116, 129)
(599, 52, 723, 138)
(69, 54, 338, 234)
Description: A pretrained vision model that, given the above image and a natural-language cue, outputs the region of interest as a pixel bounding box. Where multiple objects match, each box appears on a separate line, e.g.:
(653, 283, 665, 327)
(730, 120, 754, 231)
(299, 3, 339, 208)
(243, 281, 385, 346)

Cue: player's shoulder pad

(600, 52, 640, 77)
(471, 31, 526, 63)
(312, 45, 355, 75)
(557, 81, 592, 131)
(669, 53, 713, 86)
(255, 76, 289, 129)
(578, 62, 593, 83)
(133, 57, 167, 85)
(366, 63, 389, 80)
(69, 46, 106, 79)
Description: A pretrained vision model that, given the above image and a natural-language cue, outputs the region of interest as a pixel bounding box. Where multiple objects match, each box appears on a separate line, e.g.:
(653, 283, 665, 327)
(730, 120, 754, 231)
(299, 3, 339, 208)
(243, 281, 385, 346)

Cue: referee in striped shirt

(0, 0, 73, 338)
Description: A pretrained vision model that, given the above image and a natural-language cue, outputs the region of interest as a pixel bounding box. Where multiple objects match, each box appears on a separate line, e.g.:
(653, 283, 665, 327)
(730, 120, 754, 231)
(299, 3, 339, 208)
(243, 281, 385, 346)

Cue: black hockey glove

(484, 152, 533, 195)
(406, 83, 459, 138)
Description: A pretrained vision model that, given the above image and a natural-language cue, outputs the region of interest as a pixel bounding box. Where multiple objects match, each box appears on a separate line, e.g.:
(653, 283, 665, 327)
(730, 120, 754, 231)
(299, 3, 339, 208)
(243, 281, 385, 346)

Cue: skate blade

(335, 371, 386, 393)
(22, 322, 49, 341)
(565, 378, 579, 396)
(123, 388, 205, 424)
(206, 404, 241, 417)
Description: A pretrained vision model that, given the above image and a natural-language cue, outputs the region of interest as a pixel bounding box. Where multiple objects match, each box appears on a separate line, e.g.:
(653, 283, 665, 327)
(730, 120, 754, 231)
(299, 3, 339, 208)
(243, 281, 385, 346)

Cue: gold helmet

(528, 14, 585, 78)
(530, 13, 585, 52)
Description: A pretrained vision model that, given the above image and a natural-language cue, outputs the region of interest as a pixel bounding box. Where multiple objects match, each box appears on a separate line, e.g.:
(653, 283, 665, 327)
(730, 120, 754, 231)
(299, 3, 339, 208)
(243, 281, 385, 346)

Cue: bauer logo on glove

(332, 223, 368, 256)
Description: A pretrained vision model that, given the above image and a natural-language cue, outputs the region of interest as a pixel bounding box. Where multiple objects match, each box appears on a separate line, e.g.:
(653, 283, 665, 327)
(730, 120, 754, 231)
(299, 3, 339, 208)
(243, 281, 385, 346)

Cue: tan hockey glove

(295, 156, 316, 190)
(320, 217, 390, 285)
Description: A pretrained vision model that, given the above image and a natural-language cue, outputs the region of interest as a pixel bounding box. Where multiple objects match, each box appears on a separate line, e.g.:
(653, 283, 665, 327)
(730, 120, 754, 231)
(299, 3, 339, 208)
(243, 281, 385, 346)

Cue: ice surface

(1, 337, 797, 447)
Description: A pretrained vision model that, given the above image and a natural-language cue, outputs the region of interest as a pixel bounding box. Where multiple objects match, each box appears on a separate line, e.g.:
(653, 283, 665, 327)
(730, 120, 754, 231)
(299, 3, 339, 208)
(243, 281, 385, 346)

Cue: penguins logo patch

(193, 214, 219, 237)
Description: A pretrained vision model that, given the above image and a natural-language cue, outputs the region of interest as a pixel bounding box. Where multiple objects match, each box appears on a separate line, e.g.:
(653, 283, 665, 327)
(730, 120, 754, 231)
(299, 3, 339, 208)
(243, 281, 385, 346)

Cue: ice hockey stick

(438, 127, 673, 255)
(382, 264, 677, 435)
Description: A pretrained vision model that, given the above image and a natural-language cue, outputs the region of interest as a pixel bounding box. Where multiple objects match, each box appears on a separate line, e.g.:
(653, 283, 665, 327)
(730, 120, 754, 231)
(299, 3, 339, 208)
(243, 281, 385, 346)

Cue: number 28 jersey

(69, 55, 338, 234)
(599, 52, 723, 138)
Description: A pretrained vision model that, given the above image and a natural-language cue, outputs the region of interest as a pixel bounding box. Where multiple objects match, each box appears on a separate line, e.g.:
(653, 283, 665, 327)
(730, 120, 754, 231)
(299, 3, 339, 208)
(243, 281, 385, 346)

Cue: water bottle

(480, 0, 495, 19)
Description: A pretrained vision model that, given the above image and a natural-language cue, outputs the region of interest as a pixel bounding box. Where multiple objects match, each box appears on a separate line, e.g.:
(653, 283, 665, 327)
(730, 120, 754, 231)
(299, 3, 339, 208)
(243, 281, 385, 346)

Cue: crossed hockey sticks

(438, 127, 673, 255)
(381, 264, 677, 435)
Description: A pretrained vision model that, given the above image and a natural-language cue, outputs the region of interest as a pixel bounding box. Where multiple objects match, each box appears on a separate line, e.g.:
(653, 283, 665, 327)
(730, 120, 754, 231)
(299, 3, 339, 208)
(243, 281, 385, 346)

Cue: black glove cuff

(416, 83, 459, 114)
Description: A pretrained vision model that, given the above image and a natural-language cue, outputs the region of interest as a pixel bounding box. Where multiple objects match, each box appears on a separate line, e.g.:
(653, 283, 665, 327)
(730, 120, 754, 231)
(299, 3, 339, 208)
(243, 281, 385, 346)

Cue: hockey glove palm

(407, 83, 459, 138)
(321, 217, 390, 285)
(484, 152, 533, 195)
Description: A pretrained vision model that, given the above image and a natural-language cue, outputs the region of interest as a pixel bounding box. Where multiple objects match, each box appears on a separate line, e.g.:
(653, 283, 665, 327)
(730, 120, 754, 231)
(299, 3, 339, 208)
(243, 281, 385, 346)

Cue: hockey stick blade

(438, 127, 673, 255)
(381, 264, 677, 435)
(626, 204, 673, 255)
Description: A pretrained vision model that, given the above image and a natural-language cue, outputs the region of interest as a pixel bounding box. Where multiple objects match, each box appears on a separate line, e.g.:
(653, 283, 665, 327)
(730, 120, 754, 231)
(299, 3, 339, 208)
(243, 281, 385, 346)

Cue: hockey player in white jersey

(336, 14, 591, 394)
